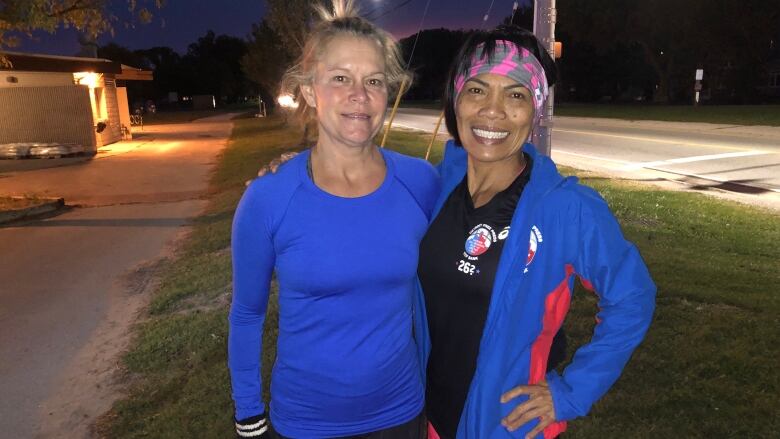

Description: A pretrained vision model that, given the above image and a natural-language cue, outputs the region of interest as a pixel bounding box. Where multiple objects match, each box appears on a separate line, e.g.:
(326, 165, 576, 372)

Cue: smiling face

(301, 35, 388, 150)
(455, 73, 534, 164)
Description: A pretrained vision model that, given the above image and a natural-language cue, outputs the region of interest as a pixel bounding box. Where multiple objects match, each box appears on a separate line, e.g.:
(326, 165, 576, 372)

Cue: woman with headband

(228, 1, 435, 437)
(417, 26, 655, 439)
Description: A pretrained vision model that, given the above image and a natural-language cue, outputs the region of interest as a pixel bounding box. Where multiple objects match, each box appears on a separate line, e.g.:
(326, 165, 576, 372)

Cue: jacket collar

(434, 139, 573, 349)
(435, 139, 566, 214)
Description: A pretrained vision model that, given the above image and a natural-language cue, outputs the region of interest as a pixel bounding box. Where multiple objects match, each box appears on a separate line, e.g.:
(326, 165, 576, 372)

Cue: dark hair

(443, 25, 558, 146)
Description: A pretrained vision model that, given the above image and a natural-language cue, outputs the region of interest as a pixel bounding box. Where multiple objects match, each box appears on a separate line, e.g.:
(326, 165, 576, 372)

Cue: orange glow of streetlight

(73, 72, 102, 89)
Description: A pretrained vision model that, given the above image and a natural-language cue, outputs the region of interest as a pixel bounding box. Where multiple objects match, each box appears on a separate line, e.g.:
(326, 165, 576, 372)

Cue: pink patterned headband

(454, 40, 549, 116)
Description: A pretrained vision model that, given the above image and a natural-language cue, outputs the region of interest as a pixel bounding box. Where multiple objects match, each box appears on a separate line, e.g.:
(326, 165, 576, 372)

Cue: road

(392, 108, 780, 209)
(0, 114, 237, 438)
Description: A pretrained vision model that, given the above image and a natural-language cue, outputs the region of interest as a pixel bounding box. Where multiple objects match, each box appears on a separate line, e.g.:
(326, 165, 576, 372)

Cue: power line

(482, 0, 497, 28)
(365, 0, 414, 21)
(403, 0, 432, 68)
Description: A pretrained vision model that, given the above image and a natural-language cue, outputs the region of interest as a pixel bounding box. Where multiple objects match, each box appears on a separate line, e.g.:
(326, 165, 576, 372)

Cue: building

(759, 58, 780, 100)
(0, 51, 153, 152)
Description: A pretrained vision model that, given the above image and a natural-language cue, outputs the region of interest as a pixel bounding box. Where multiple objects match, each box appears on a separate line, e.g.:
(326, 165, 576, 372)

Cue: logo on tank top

(524, 225, 543, 273)
(458, 224, 498, 276)
(464, 224, 496, 257)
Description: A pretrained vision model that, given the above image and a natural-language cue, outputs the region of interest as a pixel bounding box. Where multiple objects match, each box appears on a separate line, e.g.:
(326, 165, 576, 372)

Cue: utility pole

(532, 0, 556, 156)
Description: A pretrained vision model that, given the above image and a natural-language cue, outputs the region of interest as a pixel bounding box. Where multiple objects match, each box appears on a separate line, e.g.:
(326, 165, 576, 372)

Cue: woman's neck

(309, 141, 386, 197)
(466, 153, 526, 208)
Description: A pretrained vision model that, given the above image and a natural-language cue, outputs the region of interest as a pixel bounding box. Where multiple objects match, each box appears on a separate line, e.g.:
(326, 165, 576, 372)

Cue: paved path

(391, 108, 780, 211)
(0, 115, 239, 438)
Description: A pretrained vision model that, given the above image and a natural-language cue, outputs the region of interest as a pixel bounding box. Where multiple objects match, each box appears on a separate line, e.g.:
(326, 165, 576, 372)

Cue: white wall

(0, 86, 96, 149)
(0, 71, 73, 88)
(116, 86, 132, 139)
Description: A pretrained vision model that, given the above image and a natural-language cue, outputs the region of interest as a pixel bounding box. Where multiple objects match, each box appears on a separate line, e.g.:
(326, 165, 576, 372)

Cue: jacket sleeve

(228, 181, 277, 421)
(546, 189, 656, 421)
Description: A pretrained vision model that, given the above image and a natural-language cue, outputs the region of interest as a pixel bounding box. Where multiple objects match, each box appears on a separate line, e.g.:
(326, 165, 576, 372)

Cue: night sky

(15, 0, 533, 56)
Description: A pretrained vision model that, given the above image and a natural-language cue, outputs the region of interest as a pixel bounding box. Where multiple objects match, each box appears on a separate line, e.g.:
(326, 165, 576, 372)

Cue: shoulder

(385, 148, 439, 181)
(245, 152, 306, 200)
(538, 179, 623, 243)
(235, 153, 306, 229)
(384, 149, 441, 215)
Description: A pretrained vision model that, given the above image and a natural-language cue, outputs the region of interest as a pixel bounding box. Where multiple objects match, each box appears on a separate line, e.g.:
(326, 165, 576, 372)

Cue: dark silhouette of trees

(400, 29, 470, 101)
(97, 31, 254, 108)
(0, 0, 164, 65)
(180, 30, 253, 104)
(241, 0, 316, 100)
(242, 20, 292, 99)
(557, 0, 780, 103)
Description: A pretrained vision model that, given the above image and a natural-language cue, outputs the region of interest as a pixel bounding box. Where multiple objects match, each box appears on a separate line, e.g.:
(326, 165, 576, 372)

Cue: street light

(73, 72, 101, 89)
(277, 94, 299, 109)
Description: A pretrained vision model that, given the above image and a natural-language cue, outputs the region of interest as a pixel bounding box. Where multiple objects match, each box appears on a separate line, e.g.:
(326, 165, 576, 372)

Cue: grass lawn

(97, 117, 780, 438)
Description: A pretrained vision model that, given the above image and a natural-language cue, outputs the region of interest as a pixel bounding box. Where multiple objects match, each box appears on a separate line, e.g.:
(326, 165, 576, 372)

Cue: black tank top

(419, 156, 565, 438)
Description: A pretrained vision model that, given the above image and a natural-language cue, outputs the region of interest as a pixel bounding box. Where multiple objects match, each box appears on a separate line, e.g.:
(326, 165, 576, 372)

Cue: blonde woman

(228, 1, 437, 438)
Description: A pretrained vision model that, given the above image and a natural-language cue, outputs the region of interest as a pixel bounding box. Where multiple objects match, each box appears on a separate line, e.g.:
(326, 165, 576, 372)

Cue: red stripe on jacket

(529, 264, 574, 439)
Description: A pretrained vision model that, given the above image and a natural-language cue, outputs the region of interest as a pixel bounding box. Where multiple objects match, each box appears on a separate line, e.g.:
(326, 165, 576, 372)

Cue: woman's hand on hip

(500, 379, 556, 439)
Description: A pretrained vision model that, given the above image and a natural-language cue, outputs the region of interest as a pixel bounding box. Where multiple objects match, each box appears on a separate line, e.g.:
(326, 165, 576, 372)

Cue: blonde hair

(280, 0, 411, 129)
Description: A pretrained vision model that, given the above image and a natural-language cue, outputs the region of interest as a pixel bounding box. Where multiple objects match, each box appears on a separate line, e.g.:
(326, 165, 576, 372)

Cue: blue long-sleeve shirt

(229, 148, 440, 438)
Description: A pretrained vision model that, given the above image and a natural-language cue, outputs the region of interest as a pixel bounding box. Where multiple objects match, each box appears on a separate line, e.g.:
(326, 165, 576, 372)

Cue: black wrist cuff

(235, 413, 268, 438)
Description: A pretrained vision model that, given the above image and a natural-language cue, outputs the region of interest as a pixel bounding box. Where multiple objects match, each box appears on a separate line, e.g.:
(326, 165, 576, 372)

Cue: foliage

(241, 0, 317, 99)
(0, 0, 164, 65)
(265, 0, 314, 55)
(241, 19, 291, 97)
(399, 28, 470, 100)
(96, 32, 255, 106)
(179, 30, 253, 103)
(557, 0, 780, 103)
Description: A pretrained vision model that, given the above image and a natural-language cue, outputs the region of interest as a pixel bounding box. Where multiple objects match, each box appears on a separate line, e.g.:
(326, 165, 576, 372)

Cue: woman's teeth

(472, 128, 509, 140)
(344, 113, 370, 119)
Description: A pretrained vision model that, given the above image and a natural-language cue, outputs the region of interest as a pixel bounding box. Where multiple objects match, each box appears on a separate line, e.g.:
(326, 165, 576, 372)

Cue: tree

(136, 45, 182, 102)
(241, 0, 318, 101)
(242, 19, 292, 96)
(180, 30, 253, 103)
(0, 0, 164, 65)
(265, 0, 317, 55)
(400, 28, 471, 101)
(97, 43, 154, 104)
(556, 0, 780, 103)
(502, 1, 534, 31)
(97, 42, 147, 67)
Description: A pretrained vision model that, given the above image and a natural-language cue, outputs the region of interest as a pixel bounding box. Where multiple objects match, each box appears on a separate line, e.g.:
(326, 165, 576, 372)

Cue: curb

(0, 197, 65, 225)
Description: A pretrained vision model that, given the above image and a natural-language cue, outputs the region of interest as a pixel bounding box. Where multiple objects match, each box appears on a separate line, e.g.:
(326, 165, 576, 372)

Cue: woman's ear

(300, 85, 317, 108)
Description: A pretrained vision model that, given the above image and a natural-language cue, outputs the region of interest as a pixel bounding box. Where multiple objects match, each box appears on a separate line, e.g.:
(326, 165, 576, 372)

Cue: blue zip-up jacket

(412, 141, 656, 438)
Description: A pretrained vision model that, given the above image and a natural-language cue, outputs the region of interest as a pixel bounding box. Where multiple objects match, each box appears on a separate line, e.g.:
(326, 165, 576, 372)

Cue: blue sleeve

(546, 188, 656, 421)
(390, 152, 442, 221)
(228, 181, 276, 421)
(420, 162, 442, 220)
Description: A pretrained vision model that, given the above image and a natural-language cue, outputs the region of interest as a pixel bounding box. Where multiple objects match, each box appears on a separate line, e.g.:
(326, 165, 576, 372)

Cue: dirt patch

(32, 228, 191, 439)
(173, 284, 232, 317)
(0, 196, 41, 210)
(0, 197, 65, 225)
